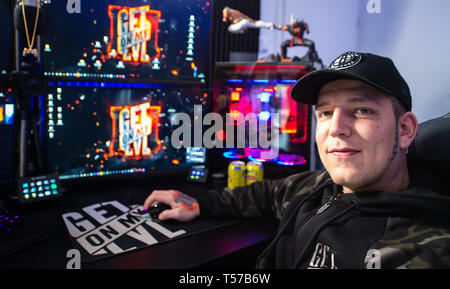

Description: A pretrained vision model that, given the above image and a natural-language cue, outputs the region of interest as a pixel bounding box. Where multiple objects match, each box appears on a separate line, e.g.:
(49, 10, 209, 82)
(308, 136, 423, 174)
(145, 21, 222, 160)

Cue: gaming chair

(407, 112, 450, 193)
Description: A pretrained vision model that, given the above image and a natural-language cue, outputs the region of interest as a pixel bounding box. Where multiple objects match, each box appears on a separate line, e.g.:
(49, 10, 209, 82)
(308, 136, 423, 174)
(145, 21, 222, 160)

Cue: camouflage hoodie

(197, 170, 450, 269)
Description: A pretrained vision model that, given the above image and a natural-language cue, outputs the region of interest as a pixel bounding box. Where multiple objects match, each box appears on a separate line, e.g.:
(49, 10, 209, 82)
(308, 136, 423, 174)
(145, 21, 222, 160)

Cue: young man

(144, 51, 450, 268)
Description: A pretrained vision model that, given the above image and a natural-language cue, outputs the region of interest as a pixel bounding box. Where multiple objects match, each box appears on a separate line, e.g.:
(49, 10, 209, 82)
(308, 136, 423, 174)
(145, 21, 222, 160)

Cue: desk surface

(0, 175, 279, 269)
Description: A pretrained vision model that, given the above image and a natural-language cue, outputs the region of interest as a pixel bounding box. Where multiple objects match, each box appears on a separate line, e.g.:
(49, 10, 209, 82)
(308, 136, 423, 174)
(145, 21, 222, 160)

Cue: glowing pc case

(212, 61, 322, 172)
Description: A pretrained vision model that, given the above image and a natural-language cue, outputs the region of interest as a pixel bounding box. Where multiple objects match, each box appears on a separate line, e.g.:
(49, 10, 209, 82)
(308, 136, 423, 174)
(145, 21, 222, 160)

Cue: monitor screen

(41, 0, 211, 83)
(0, 84, 16, 185)
(0, 0, 13, 75)
(44, 81, 208, 181)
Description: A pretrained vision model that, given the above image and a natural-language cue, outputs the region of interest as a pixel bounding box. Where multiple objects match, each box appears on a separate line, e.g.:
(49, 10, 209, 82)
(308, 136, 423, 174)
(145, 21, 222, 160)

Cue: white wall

(259, 0, 450, 123)
(357, 0, 450, 123)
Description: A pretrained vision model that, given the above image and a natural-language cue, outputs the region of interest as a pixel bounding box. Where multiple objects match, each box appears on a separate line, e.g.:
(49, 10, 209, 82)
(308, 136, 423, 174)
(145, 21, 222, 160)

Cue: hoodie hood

(341, 186, 450, 220)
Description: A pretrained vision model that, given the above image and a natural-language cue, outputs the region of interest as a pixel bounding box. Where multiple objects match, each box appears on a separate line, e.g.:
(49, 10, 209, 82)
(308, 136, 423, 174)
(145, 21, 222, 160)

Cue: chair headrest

(408, 112, 450, 193)
(408, 112, 450, 164)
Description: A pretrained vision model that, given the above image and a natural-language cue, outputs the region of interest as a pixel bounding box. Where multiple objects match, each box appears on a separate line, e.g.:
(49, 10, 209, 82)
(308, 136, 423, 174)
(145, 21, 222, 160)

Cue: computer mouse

(139, 203, 171, 221)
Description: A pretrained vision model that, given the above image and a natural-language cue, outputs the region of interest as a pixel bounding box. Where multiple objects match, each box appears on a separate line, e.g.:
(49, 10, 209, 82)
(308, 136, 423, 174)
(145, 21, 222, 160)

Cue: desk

(0, 174, 279, 269)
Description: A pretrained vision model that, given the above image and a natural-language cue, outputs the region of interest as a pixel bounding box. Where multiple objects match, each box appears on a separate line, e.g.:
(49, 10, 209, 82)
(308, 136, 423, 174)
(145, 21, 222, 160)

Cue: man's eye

(318, 111, 332, 118)
(355, 108, 373, 115)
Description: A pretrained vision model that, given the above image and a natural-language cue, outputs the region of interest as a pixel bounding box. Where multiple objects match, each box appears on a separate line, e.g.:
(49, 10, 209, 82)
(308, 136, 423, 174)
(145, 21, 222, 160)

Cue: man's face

(315, 79, 399, 193)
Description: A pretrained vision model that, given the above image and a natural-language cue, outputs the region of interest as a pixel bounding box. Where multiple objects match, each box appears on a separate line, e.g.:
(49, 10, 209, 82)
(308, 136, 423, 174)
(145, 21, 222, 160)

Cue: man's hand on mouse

(143, 190, 200, 222)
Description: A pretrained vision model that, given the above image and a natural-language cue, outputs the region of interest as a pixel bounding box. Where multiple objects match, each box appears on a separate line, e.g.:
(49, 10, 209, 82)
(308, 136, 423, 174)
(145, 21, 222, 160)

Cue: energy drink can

(227, 161, 246, 190)
(246, 161, 264, 185)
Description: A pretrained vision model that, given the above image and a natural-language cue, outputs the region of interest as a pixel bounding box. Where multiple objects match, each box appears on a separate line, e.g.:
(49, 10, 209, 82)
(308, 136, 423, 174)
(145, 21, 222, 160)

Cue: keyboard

(0, 208, 46, 260)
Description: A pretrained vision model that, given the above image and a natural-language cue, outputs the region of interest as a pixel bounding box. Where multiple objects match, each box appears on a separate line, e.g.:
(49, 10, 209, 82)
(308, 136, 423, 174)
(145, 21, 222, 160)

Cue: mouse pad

(60, 200, 238, 263)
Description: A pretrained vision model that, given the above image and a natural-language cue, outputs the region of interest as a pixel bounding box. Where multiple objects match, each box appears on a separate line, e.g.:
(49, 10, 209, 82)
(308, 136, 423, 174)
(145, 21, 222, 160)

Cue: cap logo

(329, 52, 362, 70)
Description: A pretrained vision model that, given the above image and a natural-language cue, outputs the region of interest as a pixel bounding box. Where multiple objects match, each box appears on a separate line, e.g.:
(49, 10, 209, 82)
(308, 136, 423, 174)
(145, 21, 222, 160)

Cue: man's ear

(398, 112, 419, 149)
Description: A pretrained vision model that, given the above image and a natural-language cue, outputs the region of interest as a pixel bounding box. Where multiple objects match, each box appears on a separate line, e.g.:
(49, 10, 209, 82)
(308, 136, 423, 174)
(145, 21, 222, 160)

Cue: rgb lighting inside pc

(215, 80, 309, 166)
(45, 81, 208, 180)
(0, 84, 16, 185)
(41, 0, 211, 82)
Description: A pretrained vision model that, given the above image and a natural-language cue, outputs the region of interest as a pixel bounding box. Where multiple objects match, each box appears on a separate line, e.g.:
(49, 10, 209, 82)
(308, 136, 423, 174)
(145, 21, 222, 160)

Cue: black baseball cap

(291, 51, 412, 111)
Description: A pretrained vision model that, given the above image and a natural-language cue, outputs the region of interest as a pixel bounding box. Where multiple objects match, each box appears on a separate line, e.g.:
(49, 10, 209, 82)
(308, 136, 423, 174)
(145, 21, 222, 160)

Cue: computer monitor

(44, 80, 209, 181)
(0, 0, 13, 75)
(0, 83, 16, 186)
(41, 0, 211, 84)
